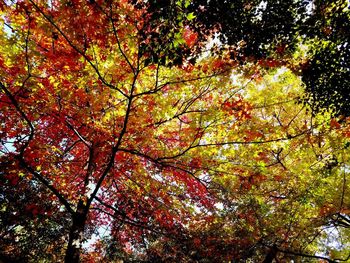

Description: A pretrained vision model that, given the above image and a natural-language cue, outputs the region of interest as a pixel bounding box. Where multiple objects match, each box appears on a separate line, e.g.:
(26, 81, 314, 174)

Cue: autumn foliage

(0, 0, 349, 262)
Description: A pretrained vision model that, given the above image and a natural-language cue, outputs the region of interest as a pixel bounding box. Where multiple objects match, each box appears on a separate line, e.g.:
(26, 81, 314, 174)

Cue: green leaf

(186, 12, 196, 21)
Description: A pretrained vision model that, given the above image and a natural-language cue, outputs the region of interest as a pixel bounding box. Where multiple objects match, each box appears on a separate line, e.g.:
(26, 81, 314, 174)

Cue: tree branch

(27, 0, 128, 98)
(17, 157, 74, 214)
(0, 82, 34, 157)
(85, 69, 139, 213)
(276, 247, 337, 263)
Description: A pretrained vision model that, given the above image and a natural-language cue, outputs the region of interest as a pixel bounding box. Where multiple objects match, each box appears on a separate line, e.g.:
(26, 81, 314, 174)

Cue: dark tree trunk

(263, 244, 278, 263)
(64, 201, 87, 263)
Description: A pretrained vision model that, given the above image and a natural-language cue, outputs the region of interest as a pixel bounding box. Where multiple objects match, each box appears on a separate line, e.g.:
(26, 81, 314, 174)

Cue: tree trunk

(64, 202, 87, 263)
(263, 244, 278, 263)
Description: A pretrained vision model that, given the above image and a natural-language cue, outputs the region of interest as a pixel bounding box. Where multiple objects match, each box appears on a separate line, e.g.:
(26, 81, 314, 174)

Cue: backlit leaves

(0, 0, 350, 262)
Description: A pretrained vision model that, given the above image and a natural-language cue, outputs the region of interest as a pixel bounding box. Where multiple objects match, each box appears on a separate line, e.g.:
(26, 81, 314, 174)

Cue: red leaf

(183, 27, 197, 47)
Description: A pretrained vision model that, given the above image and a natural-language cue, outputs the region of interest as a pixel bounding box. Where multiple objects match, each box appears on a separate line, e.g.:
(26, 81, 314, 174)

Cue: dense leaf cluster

(0, 161, 69, 262)
(139, 0, 350, 116)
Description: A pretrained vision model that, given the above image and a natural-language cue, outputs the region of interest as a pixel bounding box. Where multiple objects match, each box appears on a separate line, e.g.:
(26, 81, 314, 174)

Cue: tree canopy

(0, 0, 349, 262)
(140, 0, 350, 116)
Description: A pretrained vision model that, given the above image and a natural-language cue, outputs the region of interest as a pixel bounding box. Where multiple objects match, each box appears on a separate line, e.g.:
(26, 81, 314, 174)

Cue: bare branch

(65, 120, 92, 148)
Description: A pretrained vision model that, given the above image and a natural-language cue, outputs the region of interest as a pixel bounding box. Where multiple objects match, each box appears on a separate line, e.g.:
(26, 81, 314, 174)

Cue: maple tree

(0, 0, 349, 262)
